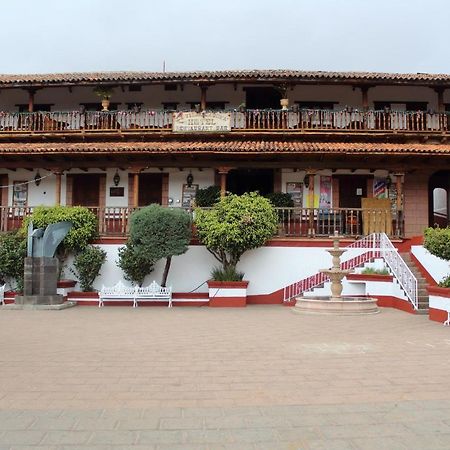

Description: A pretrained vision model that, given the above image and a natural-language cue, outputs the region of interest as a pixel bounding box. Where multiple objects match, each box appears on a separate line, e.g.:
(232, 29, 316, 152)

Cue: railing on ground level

(0, 109, 448, 133)
(283, 232, 418, 310)
(0, 206, 403, 238)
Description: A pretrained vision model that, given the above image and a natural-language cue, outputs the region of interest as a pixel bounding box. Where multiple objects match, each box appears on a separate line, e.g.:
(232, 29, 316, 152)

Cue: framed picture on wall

(12, 181, 28, 207)
(286, 182, 303, 207)
(181, 184, 199, 208)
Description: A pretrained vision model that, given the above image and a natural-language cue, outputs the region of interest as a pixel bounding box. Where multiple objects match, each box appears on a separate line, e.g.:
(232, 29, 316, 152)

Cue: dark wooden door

(72, 174, 100, 206)
(338, 176, 367, 208)
(227, 169, 274, 196)
(139, 173, 163, 206)
(245, 87, 281, 109)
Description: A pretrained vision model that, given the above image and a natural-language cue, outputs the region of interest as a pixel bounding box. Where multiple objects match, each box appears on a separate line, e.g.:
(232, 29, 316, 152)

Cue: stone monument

(15, 221, 73, 306)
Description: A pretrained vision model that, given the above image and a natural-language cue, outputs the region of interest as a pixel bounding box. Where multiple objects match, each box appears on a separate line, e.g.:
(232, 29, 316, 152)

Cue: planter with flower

(195, 192, 278, 307)
(93, 86, 114, 111)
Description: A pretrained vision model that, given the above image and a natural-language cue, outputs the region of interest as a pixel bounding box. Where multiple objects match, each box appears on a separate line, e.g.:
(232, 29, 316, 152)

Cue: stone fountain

(293, 232, 379, 315)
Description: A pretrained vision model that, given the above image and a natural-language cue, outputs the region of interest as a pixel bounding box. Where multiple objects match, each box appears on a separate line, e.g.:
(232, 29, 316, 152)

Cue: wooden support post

(360, 86, 370, 112)
(217, 167, 231, 198)
(435, 87, 445, 113)
(395, 172, 404, 236)
(27, 89, 36, 113)
(54, 170, 62, 205)
(200, 85, 208, 111)
(306, 171, 316, 237)
(133, 172, 140, 208)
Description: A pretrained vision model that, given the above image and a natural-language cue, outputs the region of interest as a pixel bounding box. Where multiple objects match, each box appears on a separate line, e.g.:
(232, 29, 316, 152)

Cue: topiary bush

(127, 205, 191, 286)
(117, 243, 154, 287)
(265, 192, 294, 208)
(195, 185, 220, 207)
(195, 192, 277, 279)
(424, 227, 450, 286)
(0, 231, 27, 290)
(71, 245, 106, 292)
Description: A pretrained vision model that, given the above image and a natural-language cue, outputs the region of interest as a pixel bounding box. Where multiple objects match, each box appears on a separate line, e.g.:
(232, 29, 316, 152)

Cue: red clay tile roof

(0, 70, 449, 87)
(0, 141, 450, 155)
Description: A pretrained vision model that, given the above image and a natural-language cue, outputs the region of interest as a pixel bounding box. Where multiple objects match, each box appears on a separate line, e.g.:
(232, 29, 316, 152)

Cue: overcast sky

(0, 0, 448, 75)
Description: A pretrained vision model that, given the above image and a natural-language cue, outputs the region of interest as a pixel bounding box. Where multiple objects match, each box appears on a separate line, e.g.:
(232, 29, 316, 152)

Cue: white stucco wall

(411, 245, 450, 284)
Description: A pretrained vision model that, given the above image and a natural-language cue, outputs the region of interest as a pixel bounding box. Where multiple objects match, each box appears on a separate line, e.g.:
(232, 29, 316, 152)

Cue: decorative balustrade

(0, 109, 448, 133)
(0, 206, 403, 238)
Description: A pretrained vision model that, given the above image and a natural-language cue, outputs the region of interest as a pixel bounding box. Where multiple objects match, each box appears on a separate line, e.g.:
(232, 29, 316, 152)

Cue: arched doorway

(429, 171, 450, 227)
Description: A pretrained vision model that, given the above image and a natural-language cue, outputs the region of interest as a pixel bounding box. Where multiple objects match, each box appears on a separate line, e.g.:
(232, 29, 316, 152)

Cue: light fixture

(186, 172, 194, 187)
(34, 171, 42, 186)
(113, 170, 120, 186)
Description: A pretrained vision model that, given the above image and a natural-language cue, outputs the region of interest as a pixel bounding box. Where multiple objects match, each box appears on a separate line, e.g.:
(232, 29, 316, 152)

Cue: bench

(99, 280, 172, 308)
(0, 284, 5, 305)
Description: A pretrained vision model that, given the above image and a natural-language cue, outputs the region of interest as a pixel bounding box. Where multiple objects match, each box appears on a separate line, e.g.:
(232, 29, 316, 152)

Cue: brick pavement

(0, 306, 450, 449)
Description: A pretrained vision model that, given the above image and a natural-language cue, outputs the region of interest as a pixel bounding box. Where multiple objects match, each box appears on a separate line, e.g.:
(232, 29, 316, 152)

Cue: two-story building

(0, 69, 449, 308)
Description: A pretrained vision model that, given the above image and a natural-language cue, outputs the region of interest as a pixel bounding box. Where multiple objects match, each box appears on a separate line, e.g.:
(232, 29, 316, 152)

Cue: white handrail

(379, 233, 418, 309)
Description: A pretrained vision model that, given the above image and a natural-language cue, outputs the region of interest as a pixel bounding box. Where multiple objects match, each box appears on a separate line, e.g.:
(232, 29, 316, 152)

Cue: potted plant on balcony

(195, 192, 277, 306)
(93, 87, 114, 111)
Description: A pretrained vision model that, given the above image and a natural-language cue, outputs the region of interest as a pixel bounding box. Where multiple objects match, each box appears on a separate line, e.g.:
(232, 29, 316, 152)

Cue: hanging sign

(173, 112, 231, 132)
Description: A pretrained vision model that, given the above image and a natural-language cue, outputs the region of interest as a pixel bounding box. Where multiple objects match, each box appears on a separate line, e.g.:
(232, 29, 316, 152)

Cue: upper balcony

(0, 108, 448, 137)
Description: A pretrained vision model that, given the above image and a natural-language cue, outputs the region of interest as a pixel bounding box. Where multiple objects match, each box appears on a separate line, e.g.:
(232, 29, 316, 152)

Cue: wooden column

(27, 89, 36, 113)
(395, 172, 404, 236)
(435, 87, 445, 113)
(54, 170, 62, 205)
(133, 172, 140, 208)
(200, 85, 208, 111)
(306, 171, 316, 237)
(217, 167, 231, 198)
(360, 86, 370, 112)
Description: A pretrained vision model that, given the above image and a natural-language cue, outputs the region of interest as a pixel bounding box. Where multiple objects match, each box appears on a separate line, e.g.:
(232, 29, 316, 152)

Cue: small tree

(424, 227, 450, 286)
(71, 245, 106, 292)
(195, 185, 220, 207)
(128, 205, 191, 286)
(0, 231, 27, 290)
(117, 243, 154, 286)
(195, 192, 277, 277)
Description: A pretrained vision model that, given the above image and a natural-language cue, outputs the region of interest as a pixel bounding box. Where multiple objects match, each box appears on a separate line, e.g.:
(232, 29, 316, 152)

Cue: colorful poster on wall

(181, 184, 198, 208)
(373, 178, 387, 199)
(319, 176, 332, 209)
(286, 182, 303, 207)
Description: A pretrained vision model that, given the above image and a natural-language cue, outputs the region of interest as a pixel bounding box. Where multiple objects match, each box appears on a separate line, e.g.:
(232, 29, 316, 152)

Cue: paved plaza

(0, 306, 450, 449)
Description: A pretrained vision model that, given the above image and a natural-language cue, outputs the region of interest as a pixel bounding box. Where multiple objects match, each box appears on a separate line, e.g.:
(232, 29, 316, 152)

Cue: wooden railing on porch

(0, 109, 448, 134)
(0, 206, 403, 238)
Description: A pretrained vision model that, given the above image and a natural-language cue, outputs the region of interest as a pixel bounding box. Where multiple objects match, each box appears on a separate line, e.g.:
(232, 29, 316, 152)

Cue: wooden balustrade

(0, 109, 448, 134)
(0, 206, 403, 238)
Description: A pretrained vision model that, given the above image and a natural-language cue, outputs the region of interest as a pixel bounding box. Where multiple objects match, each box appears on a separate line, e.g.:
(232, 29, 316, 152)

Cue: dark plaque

(110, 187, 125, 197)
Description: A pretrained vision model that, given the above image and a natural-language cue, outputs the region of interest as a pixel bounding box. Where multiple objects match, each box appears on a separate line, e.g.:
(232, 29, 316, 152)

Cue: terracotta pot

(101, 98, 110, 111)
(280, 98, 289, 110)
(207, 280, 249, 307)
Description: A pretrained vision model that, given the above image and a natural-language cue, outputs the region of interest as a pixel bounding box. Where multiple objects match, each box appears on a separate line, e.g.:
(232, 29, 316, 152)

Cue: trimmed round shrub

(71, 245, 106, 292)
(117, 243, 154, 287)
(0, 231, 27, 290)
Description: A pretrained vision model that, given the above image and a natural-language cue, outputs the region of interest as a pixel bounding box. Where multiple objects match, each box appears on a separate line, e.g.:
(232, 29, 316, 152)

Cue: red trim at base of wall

(209, 297, 246, 307)
(375, 295, 416, 314)
(395, 236, 424, 253)
(429, 307, 448, 323)
(247, 289, 284, 305)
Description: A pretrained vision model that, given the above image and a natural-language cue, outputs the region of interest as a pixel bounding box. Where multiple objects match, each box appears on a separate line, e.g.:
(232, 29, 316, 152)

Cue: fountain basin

(293, 296, 379, 315)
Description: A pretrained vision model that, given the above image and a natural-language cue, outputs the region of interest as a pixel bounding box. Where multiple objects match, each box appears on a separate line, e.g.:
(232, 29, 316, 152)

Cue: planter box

(428, 286, 450, 324)
(57, 279, 77, 298)
(207, 280, 249, 307)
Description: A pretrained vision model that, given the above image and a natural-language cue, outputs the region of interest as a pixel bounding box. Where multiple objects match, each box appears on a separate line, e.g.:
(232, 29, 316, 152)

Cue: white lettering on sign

(173, 112, 231, 132)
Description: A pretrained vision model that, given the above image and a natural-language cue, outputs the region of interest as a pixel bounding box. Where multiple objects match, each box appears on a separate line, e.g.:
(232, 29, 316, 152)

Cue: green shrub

(195, 192, 277, 277)
(117, 243, 154, 287)
(23, 206, 98, 255)
(0, 231, 27, 290)
(195, 185, 220, 207)
(439, 275, 450, 288)
(211, 266, 244, 282)
(128, 205, 191, 286)
(71, 245, 106, 292)
(361, 267, 390, 275)
(424, 227, 450, 261)
(265, 192, 294, 208)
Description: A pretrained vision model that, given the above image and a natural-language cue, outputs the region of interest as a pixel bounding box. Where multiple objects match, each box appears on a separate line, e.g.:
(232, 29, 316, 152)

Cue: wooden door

(338, 176, 367, 208)
(138, 173, 163, 206)
(72, 174, 100, 206)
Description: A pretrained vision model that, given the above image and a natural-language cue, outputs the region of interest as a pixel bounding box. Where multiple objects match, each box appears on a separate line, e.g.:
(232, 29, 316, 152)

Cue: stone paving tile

(87, 430, 138, 445)
(136, 430, 184, 445)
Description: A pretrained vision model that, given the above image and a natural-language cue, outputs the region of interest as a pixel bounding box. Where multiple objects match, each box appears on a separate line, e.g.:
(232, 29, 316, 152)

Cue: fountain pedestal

(293, 232, 379, 315)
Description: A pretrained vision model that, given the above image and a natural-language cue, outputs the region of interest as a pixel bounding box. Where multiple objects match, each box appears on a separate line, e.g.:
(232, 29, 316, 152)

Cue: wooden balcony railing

(0, 109, 448, 134)
(0, 206, 403, 239)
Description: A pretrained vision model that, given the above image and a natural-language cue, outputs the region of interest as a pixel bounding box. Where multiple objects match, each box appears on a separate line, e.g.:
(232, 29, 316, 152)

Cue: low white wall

(411, 245, 449, 284)
(65, 244, 371, 296)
